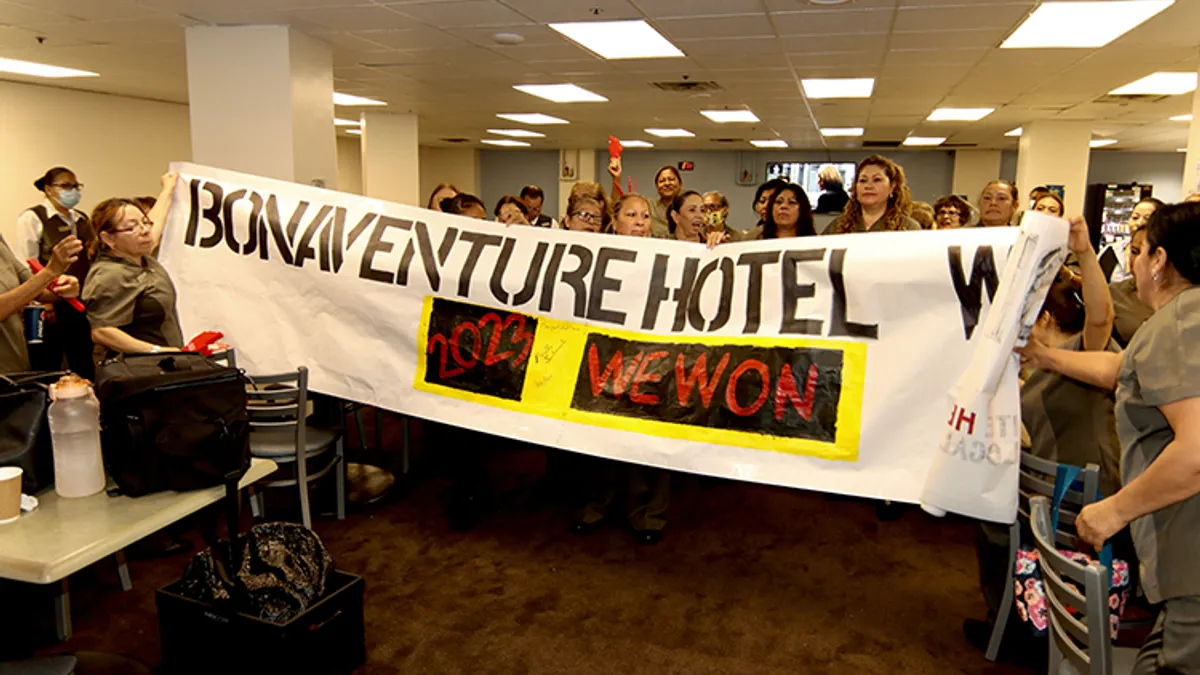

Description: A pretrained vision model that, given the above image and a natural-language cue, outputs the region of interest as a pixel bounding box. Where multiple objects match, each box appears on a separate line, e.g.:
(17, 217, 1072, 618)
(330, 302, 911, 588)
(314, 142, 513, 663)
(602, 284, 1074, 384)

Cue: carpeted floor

(32, 419, 1033, 675)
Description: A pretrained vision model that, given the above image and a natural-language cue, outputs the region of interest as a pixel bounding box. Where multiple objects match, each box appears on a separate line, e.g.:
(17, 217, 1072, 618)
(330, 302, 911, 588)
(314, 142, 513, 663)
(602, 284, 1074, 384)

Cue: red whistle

(183, 330, 225, 356)
(26, 258, 86, 312)
(608, 136, 623, 159)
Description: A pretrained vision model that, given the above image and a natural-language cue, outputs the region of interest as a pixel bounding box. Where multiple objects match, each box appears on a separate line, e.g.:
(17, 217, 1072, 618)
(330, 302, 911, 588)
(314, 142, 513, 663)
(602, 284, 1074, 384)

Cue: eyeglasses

(51, 183, 83, 190)
(937, 209, 962, 217)
(571, 212, 602, 224)
(110, 219, 153, 234)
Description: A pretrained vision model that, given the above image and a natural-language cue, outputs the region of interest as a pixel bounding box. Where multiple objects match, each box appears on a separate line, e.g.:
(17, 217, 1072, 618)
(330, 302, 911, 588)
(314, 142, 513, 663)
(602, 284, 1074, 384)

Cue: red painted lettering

(725, 359, 770, 417)
(774, 363, 818, 422)
(955, 407, 976, 435)
(675, 352, 731, 408)
(586, 344, 643, 399)
(630, 350, 669, 405)
(449, 321, 481, 370)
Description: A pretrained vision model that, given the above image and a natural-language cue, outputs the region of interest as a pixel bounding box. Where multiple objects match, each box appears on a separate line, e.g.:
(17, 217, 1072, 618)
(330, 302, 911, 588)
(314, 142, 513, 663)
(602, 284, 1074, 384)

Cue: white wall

(419, 147, 479, 208)
(480, 150, 560, 218)
(0, 80, 191, 244)
(1086, 151, 1186, 203)
(336, 136, 363, 195)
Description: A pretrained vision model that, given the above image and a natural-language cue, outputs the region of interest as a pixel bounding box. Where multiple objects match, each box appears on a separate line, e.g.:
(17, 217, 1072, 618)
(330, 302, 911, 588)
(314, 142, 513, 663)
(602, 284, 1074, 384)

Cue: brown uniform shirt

(82, 251, 183, 359)
(1021, 334, 1121, 496)
(1110, 277, 1153, 348)
(0, 235, 33, 374)
(1116, 285, 1200, 602)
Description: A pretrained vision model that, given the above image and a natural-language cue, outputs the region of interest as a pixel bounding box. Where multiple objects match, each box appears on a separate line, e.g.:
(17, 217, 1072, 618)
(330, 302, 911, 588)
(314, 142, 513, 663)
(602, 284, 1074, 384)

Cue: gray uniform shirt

(1021, 333, 1121, 496)
(648, 199, 672, 240)
(0, 235, 33, 374)
(1110, 277, 1153, 348)
(82, 251, 183, 359)
(1116, 285, 1200, 603)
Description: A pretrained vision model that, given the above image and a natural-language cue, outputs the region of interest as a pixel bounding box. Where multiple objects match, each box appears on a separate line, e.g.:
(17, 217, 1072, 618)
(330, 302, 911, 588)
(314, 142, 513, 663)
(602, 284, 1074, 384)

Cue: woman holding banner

(1019, 201, 1200, 673)
(828, 155, 920, 233)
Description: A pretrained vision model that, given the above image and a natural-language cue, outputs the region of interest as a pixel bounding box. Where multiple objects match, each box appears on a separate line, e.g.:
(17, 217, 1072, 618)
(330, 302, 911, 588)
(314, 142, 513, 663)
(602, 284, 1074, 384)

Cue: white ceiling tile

(889, 28, 1009, 51)
(350, 28, 468, 50)
(634, 0, 764, 19)
(772, 9, 895, 36)
(655, 14, 774, 41)
(893, 4, 1032, 32)
(675, 36, 783, 57)
(287, 5, 421, 30)
(782, 35, 888, 54)
(388, 0, 553, 26)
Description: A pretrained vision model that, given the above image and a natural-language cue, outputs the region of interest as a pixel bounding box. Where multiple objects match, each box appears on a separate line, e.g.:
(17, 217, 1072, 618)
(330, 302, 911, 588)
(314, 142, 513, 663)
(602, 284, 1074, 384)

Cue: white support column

(185, 25, 336, 188)
(361, 112, 420, 206)
(557, 149, 596, 217)
(1015, 121, 1092, 216)
(1182, 62, 1200, 199)
(952, 150, 1002, 199)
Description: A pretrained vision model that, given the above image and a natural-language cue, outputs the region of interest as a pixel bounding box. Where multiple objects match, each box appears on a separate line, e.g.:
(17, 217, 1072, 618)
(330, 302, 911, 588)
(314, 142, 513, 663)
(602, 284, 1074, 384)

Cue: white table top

(0, 458, 276, 584)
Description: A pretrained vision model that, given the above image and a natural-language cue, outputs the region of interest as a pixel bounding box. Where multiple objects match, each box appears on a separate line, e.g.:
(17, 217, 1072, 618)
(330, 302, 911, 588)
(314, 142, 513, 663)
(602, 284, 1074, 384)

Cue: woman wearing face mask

(1032, 193, 1065, 218)
(16, 167, 97, 378)
(977, 180, 1019, 228)
(1018, 202, 1200, 674)
(829, 155, 920, 233)
(648, 166, 682, 239)
(763, 183, 816, 239)
(573, 192, 669, 545)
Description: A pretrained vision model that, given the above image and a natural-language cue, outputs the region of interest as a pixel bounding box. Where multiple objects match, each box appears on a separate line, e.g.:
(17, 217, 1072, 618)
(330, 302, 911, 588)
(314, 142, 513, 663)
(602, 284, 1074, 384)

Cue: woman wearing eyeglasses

(82, 174, 182, 361)
(563, 195, 604, 233)
(16, 167, 97, 377)
(933, 195, 971, 229)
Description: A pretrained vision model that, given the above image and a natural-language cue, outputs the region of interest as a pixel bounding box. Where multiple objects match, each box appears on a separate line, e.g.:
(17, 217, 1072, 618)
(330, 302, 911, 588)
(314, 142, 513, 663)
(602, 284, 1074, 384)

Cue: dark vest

(28, 205, 93, 282)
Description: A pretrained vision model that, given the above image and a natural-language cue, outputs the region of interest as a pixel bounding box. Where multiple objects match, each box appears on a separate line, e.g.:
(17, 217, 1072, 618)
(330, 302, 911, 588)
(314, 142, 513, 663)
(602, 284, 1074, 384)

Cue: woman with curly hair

(828, 155, 920, 233)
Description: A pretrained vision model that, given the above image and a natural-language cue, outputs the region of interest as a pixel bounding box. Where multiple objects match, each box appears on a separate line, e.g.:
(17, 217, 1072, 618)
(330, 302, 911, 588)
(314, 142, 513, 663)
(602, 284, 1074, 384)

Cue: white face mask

(56, 187, 82, 209)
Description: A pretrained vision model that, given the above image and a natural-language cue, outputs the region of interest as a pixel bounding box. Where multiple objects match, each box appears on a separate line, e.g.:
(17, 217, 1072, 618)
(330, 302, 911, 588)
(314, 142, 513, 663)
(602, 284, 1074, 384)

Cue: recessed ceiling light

(801, 78, 874, 99)
(928, 107, 995, 122)
(549, 20, 685, 60)
(902, 136, 947, 147)
(496, 113, 569, 125)
(346, 129, 362, 136)
(1170, 114, 1193, 121)
(1179, 148, 1189, 152)
(482, 139, 532, 147)
(620, 140, 655, 148)
(486, 128, 546, 138)
(1090, 138, 1118, 147)
(1002, 0, 1174, 49)
(700, 110, 760, 123)
(645, 128, 695, 138)
(1109, 71, 1198, 96)
(1005, 127, 1023, 137)
(0, 57, 98, 78)
(513, 84, 608, 103)
(819, 128, 864, 137)
(334, 118, 360, 127)
(750, 140, 788, 148)
(333, 92, 386, 106)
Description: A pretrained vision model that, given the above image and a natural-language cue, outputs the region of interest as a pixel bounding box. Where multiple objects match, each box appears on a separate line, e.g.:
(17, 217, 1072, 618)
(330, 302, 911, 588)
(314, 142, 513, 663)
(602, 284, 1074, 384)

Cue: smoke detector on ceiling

(492, 32, 525, 45)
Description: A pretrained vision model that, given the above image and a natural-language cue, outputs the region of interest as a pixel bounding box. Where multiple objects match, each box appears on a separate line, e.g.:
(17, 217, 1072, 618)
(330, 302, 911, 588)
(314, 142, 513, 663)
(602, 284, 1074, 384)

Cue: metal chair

(1029, 497, 1139, 675)
(245, 366, 345, 528)
(985, 453, 1101, 661)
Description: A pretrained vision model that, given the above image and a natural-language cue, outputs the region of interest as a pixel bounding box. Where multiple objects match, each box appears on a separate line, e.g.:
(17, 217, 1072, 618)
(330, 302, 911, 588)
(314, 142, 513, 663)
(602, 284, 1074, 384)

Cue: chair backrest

(209, 348, 237, 369)
(245, 367, 308, 451)
(1019, 453, 1100, 548)
(1029, 496, 1113, 675)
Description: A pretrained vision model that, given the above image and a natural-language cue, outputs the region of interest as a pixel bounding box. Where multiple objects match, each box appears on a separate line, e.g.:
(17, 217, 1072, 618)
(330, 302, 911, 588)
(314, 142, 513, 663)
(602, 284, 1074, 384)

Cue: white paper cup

(0, 467, 23, 524)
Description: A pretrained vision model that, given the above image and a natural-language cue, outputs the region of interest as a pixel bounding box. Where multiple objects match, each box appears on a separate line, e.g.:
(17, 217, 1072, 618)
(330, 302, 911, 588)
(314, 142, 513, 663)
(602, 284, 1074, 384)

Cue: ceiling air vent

(1094, 94, 1172, 104)
(709, 138, 743, 143)
(863, 139, 902, 148)
(651, 80, 723, 94)
(440, 138, 470, 144)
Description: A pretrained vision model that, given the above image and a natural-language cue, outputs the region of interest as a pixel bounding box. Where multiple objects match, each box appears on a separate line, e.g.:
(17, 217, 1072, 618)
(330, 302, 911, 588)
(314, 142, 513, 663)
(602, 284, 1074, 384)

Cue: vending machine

(1084, 182, 1153, 250)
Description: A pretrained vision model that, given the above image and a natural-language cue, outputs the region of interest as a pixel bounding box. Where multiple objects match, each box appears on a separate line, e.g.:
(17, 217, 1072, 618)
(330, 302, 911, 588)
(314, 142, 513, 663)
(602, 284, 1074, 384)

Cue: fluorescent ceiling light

(1109, 71, 1198, 96)
(902, 136, 946, 147)
(482, 139, 531, 147)
(819, 128, 864, 137)
(334, 118, 360, 127)
(644, 128, 694, 138)
(549, 20, 685, 60)
(1170, 114, 1193, 121)
(1005, 127, 1023, 137)
(928, 107, 995, 122)
(513, 84, 607, 103)
(346, 129, 362, 136)
(801, 78, 874, 99)
(496, 113, 569, 125)
(700, 110, 760, 123)
(1179, 148, 1188, 152)
(1090, 138, 1118, 147)
(333, 92, 386, 106)
(750, 140, 788, 148)
(620, 140, 655, 148)
(1002, 0, 1174, 49)
(486, 128, 545, 138)
(0, 57, 97, 78)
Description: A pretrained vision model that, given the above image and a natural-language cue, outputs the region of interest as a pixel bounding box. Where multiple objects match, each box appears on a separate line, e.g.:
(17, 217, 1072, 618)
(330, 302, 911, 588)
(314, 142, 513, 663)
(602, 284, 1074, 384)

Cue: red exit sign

(677, 161, 695, 171)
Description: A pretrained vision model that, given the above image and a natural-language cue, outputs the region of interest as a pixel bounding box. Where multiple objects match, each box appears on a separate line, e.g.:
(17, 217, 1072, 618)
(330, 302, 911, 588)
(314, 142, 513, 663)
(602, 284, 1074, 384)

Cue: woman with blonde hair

(814, 164, 849, 214)
(829, 155, 920, 233)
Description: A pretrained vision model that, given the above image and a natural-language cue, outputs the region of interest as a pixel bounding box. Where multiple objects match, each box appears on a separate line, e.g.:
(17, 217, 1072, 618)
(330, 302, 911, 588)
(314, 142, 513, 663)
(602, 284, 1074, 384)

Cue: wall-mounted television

(765, 162, 856, 202)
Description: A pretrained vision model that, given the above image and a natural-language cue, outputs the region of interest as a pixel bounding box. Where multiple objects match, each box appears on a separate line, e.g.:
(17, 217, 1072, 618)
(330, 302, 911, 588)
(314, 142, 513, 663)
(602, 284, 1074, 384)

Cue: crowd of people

(4, 154, 1200, 672)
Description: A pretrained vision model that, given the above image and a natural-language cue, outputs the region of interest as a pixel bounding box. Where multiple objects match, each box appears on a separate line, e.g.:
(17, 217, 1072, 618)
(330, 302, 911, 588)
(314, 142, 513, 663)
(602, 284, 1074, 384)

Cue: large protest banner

(160, 163, 1063, 520)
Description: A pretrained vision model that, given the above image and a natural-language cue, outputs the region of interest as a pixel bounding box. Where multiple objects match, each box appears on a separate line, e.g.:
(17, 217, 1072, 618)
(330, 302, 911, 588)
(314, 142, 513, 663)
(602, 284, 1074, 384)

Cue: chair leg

(354, 407, 369, 454)
(335, 438, 346, 521)
(248, 486, 261, 520)
(297, 456, 313, 530)
(986, 522, 1021, 661)
(54, 579, 71, 641)
(254, 489, 267, 522)
(115, 549, 132, 592)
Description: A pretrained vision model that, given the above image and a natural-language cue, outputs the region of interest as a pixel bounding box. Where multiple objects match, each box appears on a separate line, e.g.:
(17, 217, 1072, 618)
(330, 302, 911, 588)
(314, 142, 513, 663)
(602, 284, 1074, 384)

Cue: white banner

(159, 163, 1064, 521)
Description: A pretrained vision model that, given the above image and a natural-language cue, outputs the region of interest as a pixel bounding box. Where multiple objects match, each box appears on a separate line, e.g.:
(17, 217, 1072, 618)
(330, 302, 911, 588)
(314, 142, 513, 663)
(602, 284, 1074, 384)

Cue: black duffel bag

(0, 371, 69, 493)
(96, 353, 249, 497)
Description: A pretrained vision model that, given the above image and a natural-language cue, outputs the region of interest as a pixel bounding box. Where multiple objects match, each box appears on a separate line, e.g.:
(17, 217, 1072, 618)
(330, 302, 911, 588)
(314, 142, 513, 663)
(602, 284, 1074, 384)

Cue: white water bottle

(48, 375, 105, 498)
